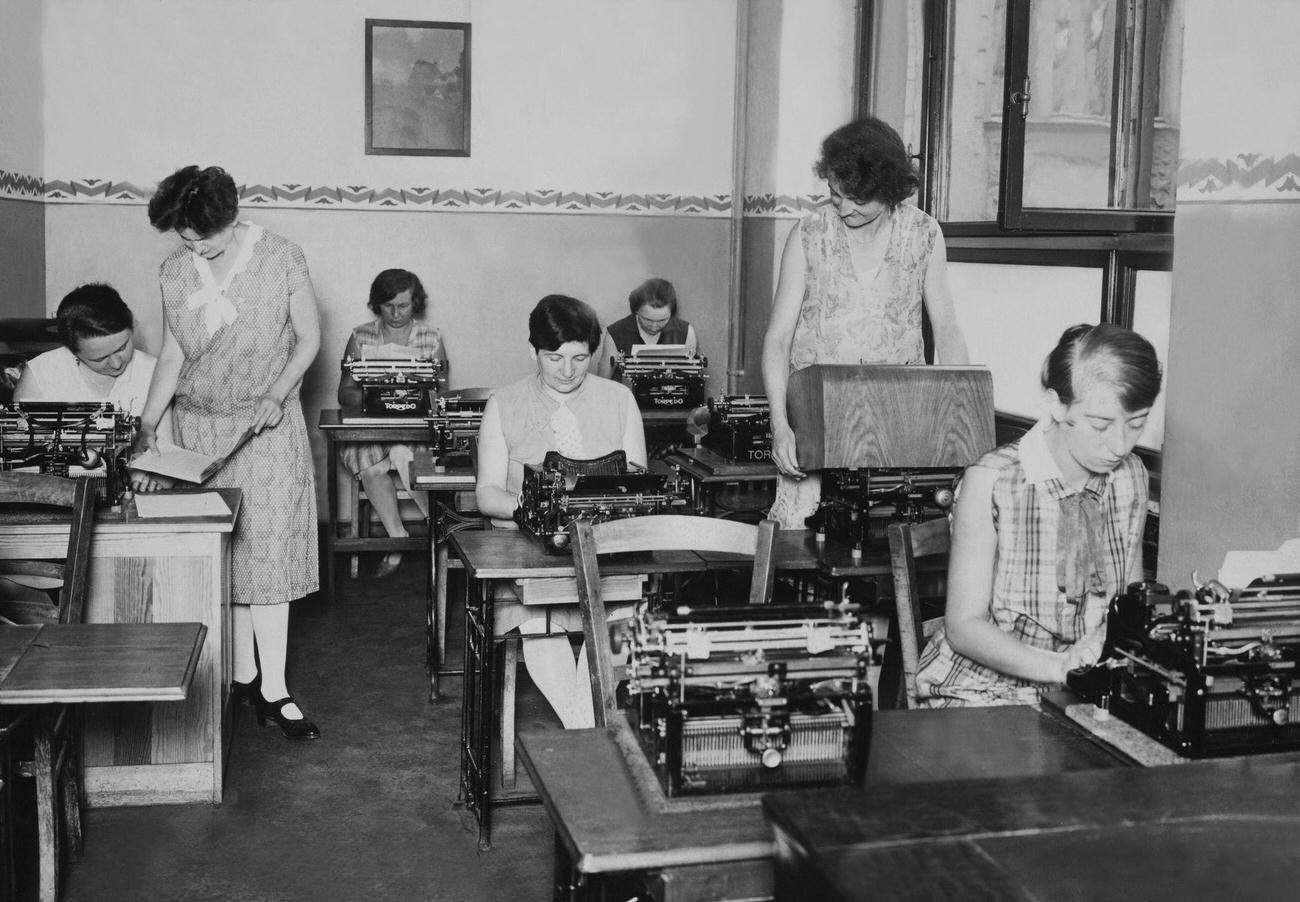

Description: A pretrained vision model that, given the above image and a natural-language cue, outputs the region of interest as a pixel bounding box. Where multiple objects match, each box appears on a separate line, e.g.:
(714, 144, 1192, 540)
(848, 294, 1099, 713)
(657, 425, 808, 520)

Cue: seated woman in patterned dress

(914, 324, 1162, 707)
(338, 269, 448, 579)
(475, 295, 646, 728)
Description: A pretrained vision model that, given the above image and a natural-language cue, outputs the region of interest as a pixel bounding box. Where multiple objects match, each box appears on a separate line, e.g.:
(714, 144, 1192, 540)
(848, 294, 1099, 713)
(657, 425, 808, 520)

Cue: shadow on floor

(62, 551, 557, 902)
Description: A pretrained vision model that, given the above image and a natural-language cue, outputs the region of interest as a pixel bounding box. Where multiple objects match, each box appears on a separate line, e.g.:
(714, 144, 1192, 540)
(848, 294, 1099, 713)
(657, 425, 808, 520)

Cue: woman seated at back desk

(476, 294, 646, 729)
(337, 268, 447, 579)
(594, 277, 698, 379)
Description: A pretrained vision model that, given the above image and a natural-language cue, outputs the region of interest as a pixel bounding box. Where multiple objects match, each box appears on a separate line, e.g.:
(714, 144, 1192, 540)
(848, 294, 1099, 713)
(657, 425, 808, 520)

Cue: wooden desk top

(409, 450, 477, 491)
(517, 705, 1126, 876)
(0, 487, 241, 536)
(665, 447, 779, 481)
(695, 530, 895, 578)
(763, 752, 1300, 902)
(318, 407, 431, 441)
(0, 622, 206, 704)
(449, 529, 705, 581)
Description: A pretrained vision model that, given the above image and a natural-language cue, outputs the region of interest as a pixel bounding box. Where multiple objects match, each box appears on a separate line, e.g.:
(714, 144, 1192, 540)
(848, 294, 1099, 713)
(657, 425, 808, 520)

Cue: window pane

(1131, 270, 1171, 450)
(1022, 0, 1116, 209)
(868, 0, 926, 158)
(948, 262, 1102, 417)
(941, 0, 1005, 222)
(1148, 0, 1183, 211)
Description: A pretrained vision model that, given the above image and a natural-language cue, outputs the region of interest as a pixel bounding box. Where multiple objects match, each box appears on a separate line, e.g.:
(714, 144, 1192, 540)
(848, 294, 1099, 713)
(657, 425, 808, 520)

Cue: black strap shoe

(255, 695, 322, 741)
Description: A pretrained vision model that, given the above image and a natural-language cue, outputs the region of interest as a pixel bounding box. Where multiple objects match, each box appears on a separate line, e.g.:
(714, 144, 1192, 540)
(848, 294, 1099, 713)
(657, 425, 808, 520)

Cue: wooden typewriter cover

(788, 365, 995, 470)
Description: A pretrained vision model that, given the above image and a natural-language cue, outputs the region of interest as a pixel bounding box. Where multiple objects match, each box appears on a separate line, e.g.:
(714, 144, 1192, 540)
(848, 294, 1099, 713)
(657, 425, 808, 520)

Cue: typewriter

(426, 390, 487, 460)
(805, 468, 957, 551)
(611, 345, 708, 411)
(700, 395, 772, 462)
(515, 450, 690, 554)
(624, 602, 874, 796)
(1068, 576, 1300, 758)
(343, 354, 447, 417)
(0, 401, 138, 504)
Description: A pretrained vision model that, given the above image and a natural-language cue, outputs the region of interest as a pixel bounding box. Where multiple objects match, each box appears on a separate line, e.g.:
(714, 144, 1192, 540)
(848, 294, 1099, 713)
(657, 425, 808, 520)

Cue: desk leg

(460, 575, 495, 850)
(324, 433, 337, 604)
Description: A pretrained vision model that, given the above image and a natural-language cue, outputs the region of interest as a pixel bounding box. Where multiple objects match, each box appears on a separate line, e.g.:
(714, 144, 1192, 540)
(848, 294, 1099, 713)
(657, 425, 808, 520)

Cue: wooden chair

(0, 472, 95, 902)
(571, 515, 779, 728)
(881, 518, 950, 710)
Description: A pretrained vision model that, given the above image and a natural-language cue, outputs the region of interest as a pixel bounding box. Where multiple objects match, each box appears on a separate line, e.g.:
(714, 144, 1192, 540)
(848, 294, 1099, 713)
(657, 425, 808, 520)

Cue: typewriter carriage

(0, 402, 138, 504)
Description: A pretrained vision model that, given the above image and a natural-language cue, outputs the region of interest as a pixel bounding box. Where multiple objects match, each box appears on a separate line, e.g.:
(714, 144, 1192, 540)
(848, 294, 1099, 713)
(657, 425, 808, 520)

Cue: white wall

(0, 0, 43, 173)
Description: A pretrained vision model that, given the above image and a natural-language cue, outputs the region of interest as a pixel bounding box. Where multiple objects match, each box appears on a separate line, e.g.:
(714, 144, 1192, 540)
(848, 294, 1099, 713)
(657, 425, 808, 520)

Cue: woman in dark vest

(595, 277, 698, 377)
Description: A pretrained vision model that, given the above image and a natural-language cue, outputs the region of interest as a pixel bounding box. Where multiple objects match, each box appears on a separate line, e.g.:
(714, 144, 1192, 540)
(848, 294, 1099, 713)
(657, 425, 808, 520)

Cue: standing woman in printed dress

(337, 268, 447, 579)
(134, 165, 322, 740)
(761, 116, 970, 528)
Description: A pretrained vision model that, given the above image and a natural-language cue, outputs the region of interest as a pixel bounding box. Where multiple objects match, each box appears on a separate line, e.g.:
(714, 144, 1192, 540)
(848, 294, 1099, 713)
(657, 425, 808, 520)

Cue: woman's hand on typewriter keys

(1059, 624, 1107, 681)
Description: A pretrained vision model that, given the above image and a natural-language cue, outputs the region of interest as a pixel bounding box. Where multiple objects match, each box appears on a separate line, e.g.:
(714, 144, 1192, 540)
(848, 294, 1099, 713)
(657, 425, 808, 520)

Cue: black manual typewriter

(515, 450, 689, 553)
(426, 390, 487, 460)
(805, 468, 957, 551)
(0, 401, 138, 504)
(623, 602, 874, 796)
(611, 346, 707, 411)
(1068, 576, 1300, 758)
(343, 355, 447, 417)
(700, 395, 772, 462)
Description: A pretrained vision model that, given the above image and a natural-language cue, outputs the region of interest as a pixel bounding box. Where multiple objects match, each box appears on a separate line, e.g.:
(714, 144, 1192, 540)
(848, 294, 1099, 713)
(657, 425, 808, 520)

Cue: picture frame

(365, 19, 471, 157)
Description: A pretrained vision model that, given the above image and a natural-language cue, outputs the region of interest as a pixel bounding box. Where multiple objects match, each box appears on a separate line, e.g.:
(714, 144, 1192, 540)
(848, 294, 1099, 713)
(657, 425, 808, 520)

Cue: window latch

(1010, 77, 1032, 120)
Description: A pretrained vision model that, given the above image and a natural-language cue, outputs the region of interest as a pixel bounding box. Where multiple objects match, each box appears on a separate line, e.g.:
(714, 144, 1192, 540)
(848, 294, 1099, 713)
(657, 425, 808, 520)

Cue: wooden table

(409, 451, 478, 701)
(663, 447, 778, 518)
(764, 751, 1300, 902)
(451, 527, 909, 851)
(318, 408, 432, 601)
(518, 705, 1129, 901)
(0, 489, 238, 806)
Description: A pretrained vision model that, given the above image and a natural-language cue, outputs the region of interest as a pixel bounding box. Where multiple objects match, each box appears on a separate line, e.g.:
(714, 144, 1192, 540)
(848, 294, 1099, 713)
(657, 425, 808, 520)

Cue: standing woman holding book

(134, 165, 322, 740)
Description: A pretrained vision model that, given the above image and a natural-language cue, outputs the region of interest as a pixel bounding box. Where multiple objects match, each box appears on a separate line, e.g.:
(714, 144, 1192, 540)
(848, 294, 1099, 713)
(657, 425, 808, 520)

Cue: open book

(128, 427, 255, 484)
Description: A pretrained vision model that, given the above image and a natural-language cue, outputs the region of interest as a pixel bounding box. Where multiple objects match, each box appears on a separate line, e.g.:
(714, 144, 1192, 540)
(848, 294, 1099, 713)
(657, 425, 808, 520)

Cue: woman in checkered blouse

(915, 324, 1162, 707)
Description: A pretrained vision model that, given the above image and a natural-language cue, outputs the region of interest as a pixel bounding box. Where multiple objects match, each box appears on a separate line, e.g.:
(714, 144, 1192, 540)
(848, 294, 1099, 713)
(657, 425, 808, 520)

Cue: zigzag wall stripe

(0, 168, 44, 200)
(1176, 153, 1300, 202)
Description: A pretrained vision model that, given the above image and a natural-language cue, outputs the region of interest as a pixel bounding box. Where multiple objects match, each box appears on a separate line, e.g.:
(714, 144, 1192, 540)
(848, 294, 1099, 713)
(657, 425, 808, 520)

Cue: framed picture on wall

(365, 19, 470, 156)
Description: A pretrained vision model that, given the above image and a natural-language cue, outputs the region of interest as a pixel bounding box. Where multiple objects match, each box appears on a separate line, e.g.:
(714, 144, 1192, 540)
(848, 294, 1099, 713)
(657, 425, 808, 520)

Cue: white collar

(1019, 417, 1063, 487)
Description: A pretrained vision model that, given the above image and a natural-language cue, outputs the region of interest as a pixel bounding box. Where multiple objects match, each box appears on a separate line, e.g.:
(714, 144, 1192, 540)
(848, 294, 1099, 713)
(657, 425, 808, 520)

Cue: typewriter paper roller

(787, 365, 995, 470)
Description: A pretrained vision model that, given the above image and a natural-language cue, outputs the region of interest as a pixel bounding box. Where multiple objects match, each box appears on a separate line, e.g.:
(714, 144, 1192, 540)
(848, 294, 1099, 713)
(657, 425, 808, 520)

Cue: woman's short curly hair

(528, 295, 602, 353)
(813, 116, 919, 208)
(147, 165, 239, 236)
(368, 269, 429, 316)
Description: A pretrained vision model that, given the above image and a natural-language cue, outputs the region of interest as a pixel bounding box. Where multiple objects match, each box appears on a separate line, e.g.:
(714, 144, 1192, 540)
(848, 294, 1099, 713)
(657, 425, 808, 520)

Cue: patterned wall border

(1176, 153, 1300, 203)
(0, 168, 44, 201)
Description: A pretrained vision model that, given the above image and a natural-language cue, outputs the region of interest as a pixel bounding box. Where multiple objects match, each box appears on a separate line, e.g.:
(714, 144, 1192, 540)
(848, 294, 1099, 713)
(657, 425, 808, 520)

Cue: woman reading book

(475, 294, 645, 728)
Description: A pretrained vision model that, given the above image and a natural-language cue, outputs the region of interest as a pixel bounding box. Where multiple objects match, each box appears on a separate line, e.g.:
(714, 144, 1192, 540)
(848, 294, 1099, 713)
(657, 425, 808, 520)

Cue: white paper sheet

(133, 492, 232, 519)
(1217, 538, 1300, 588)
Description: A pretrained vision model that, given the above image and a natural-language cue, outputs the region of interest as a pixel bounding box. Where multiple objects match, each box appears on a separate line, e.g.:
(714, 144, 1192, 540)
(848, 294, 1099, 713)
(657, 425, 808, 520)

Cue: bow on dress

(1056, 487, 1109, 606)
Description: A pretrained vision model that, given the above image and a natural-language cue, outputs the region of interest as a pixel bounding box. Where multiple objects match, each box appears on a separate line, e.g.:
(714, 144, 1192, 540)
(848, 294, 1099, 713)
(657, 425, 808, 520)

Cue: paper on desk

(1216, 538, 1300, 588)
(133, 493, 232, 518)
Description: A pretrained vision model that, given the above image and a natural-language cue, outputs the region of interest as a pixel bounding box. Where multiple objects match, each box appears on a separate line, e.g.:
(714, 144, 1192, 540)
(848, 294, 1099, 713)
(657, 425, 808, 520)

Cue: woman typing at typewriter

(338, 268, 447, 578)
(15, 282, 173, 491)
(476, 294, 646, 728)
(594, 277, 698, 379)
(761, 115, 969, 529)
(914, 324, 1161, 707)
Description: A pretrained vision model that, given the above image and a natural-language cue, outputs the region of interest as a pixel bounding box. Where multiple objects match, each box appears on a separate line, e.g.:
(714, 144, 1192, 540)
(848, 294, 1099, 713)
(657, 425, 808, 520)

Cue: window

(864, 0, 1184, 233)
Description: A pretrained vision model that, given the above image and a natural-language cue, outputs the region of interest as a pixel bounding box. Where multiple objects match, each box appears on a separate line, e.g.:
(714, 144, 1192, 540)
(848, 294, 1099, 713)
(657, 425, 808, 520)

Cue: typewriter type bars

(625, 604, 873, 795)
(515, 457, 689, 554)
(427, 393, 486, 458)
(1071, 576, 1300, 757)
(701, 395, 772, 462)
(612, 346, 708, 410)
(343, 355, 446, 417)
(808, 468, 957, 551)
(0, 402, 138, 503)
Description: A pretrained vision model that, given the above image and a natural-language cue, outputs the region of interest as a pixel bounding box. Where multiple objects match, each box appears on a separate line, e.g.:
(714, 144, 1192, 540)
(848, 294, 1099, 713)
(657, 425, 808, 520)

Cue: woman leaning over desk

(915, 324, 1161, 707)
(134, 164, 322, 740)
(338, 268, 447, 579)
(761, 115, 969, 529)
(475, 295, 646, 728)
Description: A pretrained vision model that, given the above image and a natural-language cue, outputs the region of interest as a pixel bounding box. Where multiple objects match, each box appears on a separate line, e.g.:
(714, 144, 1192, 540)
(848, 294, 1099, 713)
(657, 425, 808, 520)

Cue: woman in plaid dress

(135, 165, 321, 740)
(915, 324, 1162, 707)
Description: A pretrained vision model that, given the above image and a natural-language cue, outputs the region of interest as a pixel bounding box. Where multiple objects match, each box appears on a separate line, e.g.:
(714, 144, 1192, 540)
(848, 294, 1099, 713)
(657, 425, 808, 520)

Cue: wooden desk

(409, 451, 478, 701)
(0, 489, 239, 806)
(764, 752, 1300, 902)
(318, 408, 432, 601)
(0, 622, 205, 704)
(518, 706, 1128, 901)
(664, 447, 777, 518)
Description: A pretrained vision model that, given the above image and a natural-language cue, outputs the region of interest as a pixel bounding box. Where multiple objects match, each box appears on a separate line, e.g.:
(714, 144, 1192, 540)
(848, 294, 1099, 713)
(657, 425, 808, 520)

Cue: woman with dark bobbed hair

(593, 277, 698, 378)
(761, 115, 970, 528)
(915, 324, 1162, 707)
(134, 164, 322, 740)
(476, 295, 645, 728)
(337, 268, 448, 578)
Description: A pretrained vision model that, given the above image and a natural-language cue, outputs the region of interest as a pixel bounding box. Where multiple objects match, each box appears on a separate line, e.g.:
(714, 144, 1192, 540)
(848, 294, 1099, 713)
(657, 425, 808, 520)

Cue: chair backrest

(0, 472, 95, 625)
(571, 514, 779, 727)
(885, 518, 950, 709)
